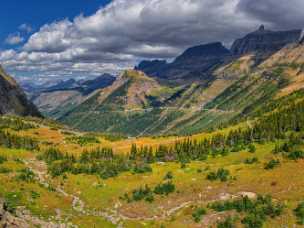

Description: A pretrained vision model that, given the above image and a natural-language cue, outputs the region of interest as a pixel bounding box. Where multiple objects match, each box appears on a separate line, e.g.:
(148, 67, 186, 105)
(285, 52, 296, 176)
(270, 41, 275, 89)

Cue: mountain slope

(0, 65, 40, 116)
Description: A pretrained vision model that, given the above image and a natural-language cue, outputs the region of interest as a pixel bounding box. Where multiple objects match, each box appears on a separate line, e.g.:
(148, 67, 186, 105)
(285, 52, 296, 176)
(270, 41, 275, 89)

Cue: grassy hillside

(2, 94, 304, 227)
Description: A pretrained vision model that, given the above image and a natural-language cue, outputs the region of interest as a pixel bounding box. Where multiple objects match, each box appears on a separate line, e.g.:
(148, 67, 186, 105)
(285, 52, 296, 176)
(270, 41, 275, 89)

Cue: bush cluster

(206, 168, 231, 182)
(208, 195, 284, 228)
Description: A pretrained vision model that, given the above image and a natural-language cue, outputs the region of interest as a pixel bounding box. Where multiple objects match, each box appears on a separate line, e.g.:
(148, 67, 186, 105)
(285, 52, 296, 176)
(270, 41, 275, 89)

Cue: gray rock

(231, 25, 301, 57)
(136, 42, 232, 83)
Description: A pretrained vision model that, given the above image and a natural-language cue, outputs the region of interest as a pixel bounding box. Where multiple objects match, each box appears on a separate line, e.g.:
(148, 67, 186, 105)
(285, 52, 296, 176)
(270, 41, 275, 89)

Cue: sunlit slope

(59, 55, 256, 136)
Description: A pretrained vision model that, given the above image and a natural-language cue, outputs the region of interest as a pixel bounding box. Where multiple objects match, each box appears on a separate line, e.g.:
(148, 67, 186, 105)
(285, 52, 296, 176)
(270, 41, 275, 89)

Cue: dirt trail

(23, 158, 123, 227)
(23, 158, 258, 227)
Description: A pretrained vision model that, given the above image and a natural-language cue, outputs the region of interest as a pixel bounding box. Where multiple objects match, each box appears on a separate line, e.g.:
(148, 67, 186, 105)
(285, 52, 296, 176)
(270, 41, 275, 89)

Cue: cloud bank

(1, 0, 303, 79)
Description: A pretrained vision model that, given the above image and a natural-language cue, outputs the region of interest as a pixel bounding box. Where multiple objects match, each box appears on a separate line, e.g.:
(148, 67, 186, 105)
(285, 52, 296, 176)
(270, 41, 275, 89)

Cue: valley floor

(1, 141, 304, 227)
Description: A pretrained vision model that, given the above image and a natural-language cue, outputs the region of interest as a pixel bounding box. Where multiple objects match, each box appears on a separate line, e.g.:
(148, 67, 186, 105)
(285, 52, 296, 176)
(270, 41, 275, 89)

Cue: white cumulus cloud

(1, 0, 303, 80)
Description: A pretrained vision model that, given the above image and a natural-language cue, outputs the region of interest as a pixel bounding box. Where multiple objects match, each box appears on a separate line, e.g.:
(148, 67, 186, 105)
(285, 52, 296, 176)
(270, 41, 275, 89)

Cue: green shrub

(4, 192, 22, 214)
(207, 168, 230, 182)
(0, 155, 7, 164)
(244, 157, 259, 164)
(0, 166, 12, 173)
(67, 135, 100, 146)
(16, 168, 35, 182)
(132, 185, 153, 201)
(154, 181, 175, 195)
(192, 207, 206, 223)
(31, 191, 40, 199)
(217, 216, 236, 228)
(164, 171, 173, 180)
(248, 144, 256, 153)
(288, 151, 304, 160)
(294, 202, 304, 225)
(241, 213, 264, 228)
(122, 185, 154, 203)
(197, 168, 203, 173)
(132, 163, 152, 174)
(209, 195, 284, 228)
(264, 159, 280, 170)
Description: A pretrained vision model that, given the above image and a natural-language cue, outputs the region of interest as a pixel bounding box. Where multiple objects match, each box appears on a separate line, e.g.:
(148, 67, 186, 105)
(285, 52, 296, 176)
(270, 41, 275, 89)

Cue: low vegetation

(294, 202, 304, 225)
(206, 168, 231, 182)
(209, 195, 284, 228)
(192, 207, 207, 223)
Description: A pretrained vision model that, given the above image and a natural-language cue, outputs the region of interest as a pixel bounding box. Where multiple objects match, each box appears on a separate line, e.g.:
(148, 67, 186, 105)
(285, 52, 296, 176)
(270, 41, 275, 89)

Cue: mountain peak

(231, 27, 302, 57)
(175, 42, 230, 62)
(258, 24, 265, 32)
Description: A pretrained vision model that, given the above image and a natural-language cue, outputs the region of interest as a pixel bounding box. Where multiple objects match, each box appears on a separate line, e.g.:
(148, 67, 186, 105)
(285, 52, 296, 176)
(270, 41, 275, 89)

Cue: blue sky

(0, 0, 110, 49)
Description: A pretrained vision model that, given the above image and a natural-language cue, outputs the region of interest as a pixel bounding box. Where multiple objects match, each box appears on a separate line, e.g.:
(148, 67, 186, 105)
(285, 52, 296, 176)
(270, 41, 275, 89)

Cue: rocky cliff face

(231, 25, 301, 56)
(0, 65, 40, 116)
(136, 42, 232, 83)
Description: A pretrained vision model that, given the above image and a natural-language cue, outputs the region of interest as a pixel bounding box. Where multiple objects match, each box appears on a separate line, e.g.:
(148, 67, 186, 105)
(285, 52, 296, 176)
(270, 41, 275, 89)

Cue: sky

(1, 0, 304, 83)
(0, 0, 110, 48)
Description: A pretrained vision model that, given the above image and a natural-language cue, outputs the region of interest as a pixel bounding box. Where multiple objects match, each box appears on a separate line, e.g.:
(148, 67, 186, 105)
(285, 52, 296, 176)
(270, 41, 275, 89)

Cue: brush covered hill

(0, 65, 40, 117)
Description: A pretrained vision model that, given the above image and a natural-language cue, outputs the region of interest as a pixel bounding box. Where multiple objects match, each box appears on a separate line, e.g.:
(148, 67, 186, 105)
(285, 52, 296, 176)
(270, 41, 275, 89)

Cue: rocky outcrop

(135, 42, 232, 83)
(0, 200, 29, 228)
(0, 199, 73, 228)
(231, 25, 301, 57)
(174, 42, 231, 63)
(0, 65, 41, 117)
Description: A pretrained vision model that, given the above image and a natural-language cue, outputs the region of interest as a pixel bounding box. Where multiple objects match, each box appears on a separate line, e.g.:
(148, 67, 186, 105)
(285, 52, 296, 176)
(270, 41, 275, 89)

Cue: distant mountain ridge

(136, 42, 232, 83)
(231, 25, 301, 59)
(136, 26, 301, 82)
(35, 73, 116, 94)
(0, 65, 40, 116)
(30, 74, 116, 118)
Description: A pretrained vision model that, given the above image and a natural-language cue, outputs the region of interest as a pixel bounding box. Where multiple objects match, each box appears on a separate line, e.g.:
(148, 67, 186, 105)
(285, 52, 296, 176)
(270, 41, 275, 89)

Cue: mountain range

(27, 74, 116, 118)
(2, 25, 303, 137)
(52, 26, 303, 136)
